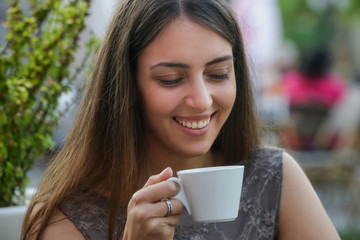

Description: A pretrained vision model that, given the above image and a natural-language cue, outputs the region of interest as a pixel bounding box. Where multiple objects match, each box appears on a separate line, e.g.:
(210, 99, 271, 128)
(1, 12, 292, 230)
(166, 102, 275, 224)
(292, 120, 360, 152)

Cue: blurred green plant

(0, 0, 99, 207)
(339, 229, 360, 240)
(279, 0, 360, 56)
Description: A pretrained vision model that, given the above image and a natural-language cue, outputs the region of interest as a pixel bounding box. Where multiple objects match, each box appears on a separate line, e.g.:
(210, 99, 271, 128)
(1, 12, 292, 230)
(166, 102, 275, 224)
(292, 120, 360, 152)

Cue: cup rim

(177, 165, 244, 175)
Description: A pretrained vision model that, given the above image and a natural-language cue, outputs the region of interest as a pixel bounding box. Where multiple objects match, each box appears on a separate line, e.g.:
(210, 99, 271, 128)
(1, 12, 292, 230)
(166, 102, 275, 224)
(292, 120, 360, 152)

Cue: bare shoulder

(28, 207, 85, 240)
(42, 208, 85, 239)
(277, 152, 340, 240)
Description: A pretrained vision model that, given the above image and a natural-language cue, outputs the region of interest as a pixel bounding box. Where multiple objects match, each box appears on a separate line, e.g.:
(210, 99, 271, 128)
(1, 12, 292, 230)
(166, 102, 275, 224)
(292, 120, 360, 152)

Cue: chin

(178, 147, 212, 158)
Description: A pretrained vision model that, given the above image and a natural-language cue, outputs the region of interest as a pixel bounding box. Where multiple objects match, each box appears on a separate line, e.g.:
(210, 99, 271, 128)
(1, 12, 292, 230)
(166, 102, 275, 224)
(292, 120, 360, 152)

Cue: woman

(22, 0, 340, 239)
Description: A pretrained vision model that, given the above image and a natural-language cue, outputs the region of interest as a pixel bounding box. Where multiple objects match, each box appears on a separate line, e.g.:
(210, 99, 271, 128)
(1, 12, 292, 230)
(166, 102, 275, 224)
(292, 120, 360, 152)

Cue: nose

(184, 76, 213, 111)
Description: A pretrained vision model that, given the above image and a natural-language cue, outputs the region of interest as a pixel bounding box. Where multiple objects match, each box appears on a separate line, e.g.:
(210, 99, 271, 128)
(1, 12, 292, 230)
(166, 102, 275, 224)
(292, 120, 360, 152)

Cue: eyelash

(208, 73, 229, 80)
(159, 78, 183, 86)
(158, 73, 229, 87)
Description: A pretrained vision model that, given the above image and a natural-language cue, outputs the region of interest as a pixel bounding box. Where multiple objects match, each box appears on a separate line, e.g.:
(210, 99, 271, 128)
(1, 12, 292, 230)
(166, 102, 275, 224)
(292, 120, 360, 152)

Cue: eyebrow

(205, 55, 234, 67)
(150, 62, 189, 69)
(150, 55, 234, 70)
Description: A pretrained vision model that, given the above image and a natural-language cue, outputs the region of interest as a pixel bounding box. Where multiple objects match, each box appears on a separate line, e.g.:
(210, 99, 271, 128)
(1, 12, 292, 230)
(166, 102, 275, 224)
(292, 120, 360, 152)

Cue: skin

(278, 152, 340, 239)
(33, 18, 340, 240)
(136, 18, 236, 176)
(36, 154, 341, 240)
(125, 18, 236, 239)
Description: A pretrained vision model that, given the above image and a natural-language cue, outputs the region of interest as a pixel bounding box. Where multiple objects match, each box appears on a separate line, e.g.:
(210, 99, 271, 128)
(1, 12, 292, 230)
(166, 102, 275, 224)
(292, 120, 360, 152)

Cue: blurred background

(232, 0, 360, 238)
(1, 0, 359, 238)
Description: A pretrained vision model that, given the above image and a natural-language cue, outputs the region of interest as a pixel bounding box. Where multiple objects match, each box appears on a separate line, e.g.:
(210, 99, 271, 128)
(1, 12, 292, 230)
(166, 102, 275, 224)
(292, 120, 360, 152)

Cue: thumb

(143, 167, 173, 188)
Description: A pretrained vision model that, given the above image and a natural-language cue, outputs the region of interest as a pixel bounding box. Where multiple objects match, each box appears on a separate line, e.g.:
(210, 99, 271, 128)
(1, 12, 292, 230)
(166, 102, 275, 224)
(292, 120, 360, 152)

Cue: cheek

(228, 78, 237, 105)
(223, 92, 236, 115)
(140, 88, 180, 117)
(215, 82, 237, 111)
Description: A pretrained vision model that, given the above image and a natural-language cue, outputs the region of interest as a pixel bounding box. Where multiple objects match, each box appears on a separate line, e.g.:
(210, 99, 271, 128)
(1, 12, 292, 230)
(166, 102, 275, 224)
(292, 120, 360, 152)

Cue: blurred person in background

(280, 47, 348, 150)
(315, 71, 360, 151)
(282, 47, 347, 109)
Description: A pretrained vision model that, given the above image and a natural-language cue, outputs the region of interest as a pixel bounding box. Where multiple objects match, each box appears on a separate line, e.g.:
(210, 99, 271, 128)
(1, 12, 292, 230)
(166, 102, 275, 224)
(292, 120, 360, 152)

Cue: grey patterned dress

(59, 147, 283, 240)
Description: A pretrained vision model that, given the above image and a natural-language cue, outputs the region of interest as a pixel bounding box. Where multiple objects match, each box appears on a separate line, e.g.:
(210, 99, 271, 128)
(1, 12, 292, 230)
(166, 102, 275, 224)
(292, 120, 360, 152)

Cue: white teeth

(175, 117, 210, 129)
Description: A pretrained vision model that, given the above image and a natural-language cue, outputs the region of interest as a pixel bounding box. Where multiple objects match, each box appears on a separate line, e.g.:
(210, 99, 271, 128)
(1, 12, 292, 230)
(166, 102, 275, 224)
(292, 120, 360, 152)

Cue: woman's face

(137, 18, 236, 159)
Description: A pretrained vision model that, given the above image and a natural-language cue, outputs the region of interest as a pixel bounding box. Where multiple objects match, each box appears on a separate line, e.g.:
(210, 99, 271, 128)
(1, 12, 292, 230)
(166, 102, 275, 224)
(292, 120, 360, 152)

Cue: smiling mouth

(174, 115, 213, 129)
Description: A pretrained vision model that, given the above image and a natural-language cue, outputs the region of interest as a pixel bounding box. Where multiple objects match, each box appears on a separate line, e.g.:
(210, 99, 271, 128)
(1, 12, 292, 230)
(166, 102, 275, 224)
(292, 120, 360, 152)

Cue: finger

(124, 206, 180, 240)
(132, 180, 179, 204)
(156, 214, 181, 227)
(143, 167, 173, 188)
(156, 199, 184, 218)
(127, 199, 183, 223)
(141, 215, 180, 239)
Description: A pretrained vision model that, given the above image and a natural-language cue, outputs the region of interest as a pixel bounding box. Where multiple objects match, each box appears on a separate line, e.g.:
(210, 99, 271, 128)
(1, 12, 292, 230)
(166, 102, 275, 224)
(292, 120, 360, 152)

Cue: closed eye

(208, 73, 229, 80)
(159, 78, 183, 87)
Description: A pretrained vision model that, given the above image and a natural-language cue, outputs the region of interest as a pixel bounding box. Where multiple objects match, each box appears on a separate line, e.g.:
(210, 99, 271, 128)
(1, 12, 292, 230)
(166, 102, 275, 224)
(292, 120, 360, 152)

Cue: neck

(139, 147, 216, 185)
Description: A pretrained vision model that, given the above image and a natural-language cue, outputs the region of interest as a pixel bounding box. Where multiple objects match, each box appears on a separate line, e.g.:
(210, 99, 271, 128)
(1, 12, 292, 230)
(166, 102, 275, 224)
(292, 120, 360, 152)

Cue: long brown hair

(22, 0, 260, 239)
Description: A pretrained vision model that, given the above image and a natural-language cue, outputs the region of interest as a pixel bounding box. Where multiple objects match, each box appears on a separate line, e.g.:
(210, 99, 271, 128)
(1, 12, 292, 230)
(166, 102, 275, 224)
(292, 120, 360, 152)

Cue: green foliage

(339, 229, 360, 240)
(0, 0, 99, 207)
(342, 0, 360, 18)
(278, 0, 360, 55)
(278, 0, 330, 54)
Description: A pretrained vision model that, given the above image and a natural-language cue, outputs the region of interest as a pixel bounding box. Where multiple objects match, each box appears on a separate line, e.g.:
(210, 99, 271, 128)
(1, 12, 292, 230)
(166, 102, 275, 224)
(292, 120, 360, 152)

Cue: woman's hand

(123, 167, 184, 240)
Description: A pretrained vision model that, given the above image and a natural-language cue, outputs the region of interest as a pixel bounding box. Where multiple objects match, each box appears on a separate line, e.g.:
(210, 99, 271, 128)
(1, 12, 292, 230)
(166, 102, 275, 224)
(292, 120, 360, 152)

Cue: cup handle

(167, 177, 191, 215)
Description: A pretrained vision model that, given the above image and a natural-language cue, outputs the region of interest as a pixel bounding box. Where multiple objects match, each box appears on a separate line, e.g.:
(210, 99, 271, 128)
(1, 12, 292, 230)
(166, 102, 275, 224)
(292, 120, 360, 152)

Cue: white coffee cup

(167, 165, 244, 223)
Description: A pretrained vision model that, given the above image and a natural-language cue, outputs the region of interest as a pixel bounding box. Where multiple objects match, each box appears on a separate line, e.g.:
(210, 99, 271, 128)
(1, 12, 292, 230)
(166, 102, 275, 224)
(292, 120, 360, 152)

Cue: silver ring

(162, 198, 173, 217)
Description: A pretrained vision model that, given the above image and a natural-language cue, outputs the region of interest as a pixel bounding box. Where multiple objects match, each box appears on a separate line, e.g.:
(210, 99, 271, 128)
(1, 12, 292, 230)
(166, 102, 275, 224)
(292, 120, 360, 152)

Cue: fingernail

(161, 167, 170, 174)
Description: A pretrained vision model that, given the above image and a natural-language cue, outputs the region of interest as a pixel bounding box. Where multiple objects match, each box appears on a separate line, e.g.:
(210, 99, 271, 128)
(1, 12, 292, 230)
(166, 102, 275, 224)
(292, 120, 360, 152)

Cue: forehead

(138, 18, 232, 67)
